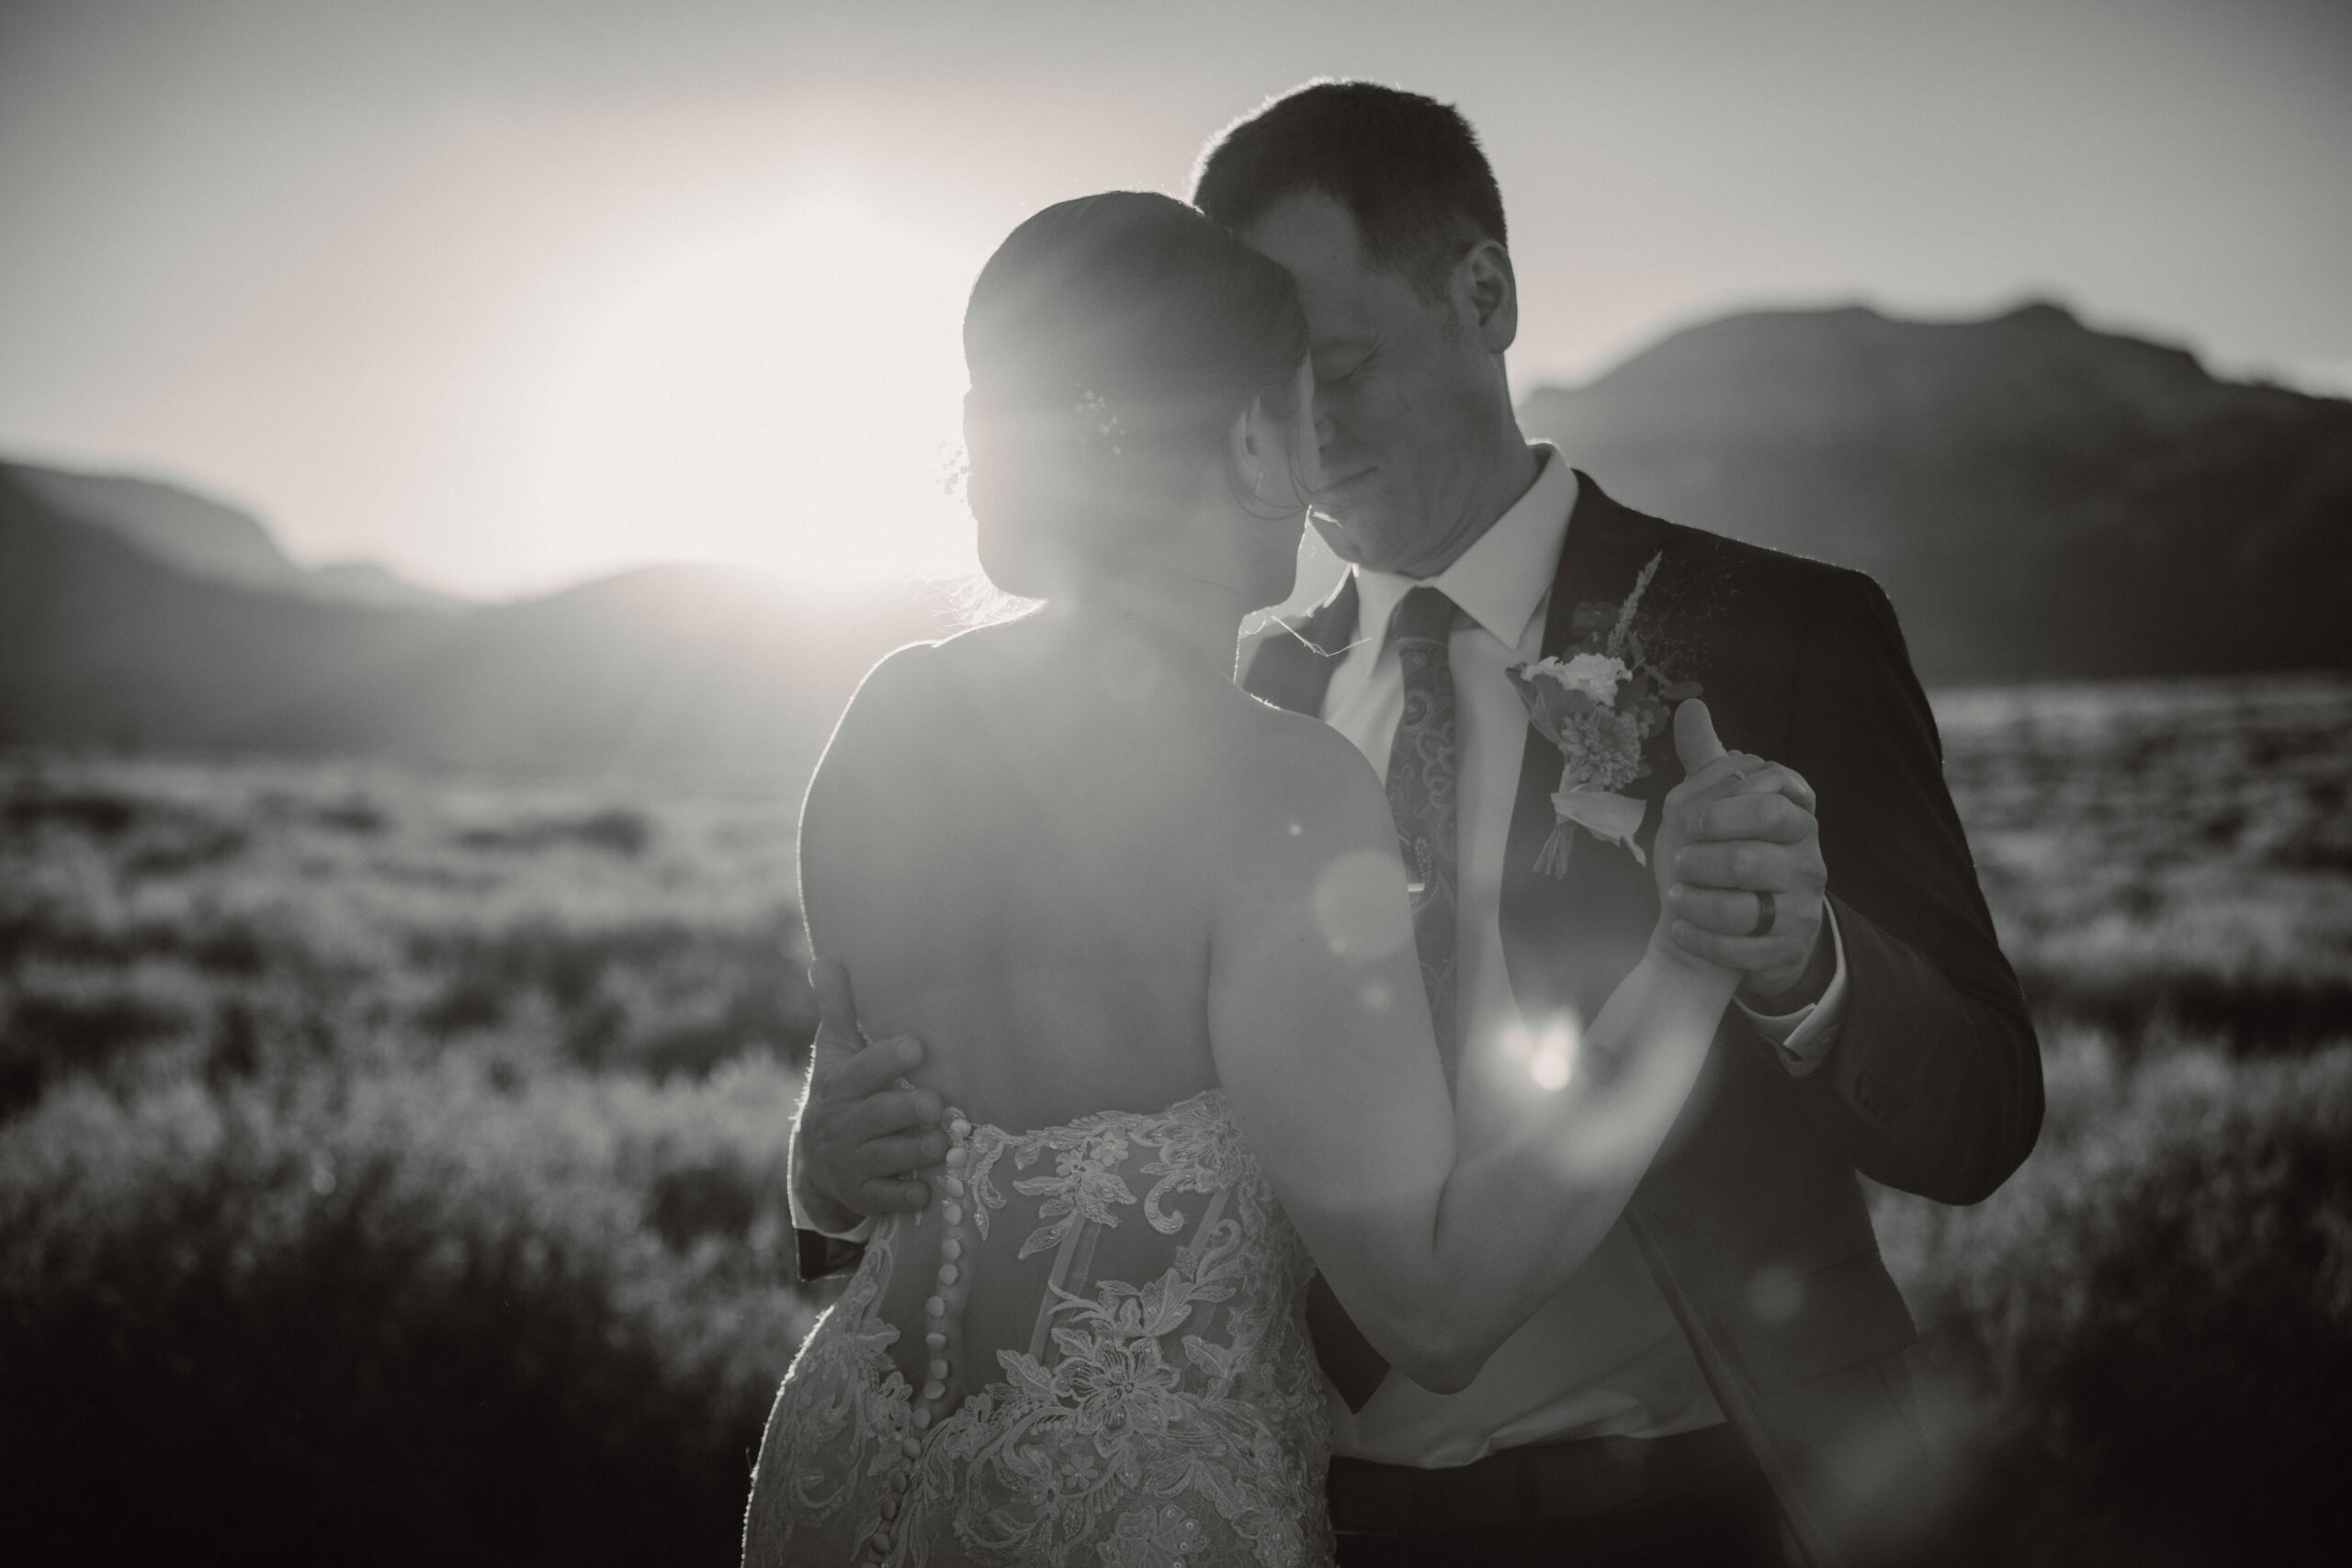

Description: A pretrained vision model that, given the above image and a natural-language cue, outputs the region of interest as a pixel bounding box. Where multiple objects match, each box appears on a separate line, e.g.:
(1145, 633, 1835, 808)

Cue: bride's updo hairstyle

(962, 191, 1309, 598)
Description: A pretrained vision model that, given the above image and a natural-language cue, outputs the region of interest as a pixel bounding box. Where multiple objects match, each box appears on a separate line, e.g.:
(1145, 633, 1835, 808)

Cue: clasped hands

(1655, 700, 1833, 1010)
(793, 699, 1833, 1228)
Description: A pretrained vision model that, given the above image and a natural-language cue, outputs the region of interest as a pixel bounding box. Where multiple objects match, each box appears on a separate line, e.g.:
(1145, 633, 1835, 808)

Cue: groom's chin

(1308, 505, 1399, 575)
(1307, 515, 1365, 570)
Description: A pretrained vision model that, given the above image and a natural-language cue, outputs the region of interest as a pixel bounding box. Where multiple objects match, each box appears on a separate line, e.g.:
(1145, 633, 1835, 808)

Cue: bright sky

(2, 0, 2346, 599)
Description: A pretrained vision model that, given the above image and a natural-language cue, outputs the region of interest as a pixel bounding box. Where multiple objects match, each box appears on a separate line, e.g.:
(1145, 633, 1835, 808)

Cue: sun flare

(534, 202, 984, 588)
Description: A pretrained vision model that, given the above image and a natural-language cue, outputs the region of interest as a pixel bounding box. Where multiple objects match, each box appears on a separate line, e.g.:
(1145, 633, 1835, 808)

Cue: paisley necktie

(1384, 584, 1463, 1087)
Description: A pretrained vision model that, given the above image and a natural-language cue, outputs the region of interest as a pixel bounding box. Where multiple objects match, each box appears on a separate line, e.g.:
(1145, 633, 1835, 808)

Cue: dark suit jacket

(1241, 474, 2042, 1565)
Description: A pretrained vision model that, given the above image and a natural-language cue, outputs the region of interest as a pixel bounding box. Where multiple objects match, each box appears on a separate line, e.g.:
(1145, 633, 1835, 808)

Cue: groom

(794, 83, 2041, 1567)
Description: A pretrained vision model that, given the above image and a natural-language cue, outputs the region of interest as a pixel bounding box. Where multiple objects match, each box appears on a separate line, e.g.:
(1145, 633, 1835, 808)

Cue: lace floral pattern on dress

(744, 1089, 1332, 1568)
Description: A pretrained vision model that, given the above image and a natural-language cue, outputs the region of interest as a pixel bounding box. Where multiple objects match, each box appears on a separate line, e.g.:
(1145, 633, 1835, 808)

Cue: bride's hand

(1648, 701, 1756, 986)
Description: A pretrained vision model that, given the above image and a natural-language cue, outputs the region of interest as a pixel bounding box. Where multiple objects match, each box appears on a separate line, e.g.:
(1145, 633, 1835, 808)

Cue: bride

(741, 191, 1749, 1568)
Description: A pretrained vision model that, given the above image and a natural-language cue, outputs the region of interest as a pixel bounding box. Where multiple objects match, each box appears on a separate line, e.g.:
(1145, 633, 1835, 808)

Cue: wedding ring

(1749, 890, 1777, 938)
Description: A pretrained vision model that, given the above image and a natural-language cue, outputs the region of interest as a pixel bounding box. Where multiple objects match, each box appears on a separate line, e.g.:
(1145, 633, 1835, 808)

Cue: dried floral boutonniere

(1504, 551, 1702, 874)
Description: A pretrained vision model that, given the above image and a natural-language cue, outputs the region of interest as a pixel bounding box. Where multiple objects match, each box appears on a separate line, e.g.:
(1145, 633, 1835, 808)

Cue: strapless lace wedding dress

(744, 1089, 1334, 1568)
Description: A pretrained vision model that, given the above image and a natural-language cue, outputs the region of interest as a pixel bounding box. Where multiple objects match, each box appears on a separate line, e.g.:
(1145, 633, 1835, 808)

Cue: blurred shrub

(0, 752, 817, 1110)
(4, 784, 248, 874)
(409, 912, 813, 1077)
(0, 957, 212, 1113)
(1938, 677, 2352, 1053)
(2011, 966, 2352, 1055)
(5, 789, 137, 835)
(0, 1060, 821, 1567)
(1877, 1029, 2352, 1565)
(454, 807, 652, 857)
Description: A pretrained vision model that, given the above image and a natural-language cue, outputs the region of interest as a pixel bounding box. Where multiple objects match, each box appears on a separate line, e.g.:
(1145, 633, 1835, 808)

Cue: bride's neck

(1057, 570, 1248, 680)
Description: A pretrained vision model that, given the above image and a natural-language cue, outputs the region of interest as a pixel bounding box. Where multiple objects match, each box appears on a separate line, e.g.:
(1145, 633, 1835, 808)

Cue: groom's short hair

(1193, 81, 1507, 299)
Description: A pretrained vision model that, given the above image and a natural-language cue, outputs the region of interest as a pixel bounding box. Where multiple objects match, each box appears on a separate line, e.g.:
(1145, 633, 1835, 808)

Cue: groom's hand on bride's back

(794, 959, 946, 1228)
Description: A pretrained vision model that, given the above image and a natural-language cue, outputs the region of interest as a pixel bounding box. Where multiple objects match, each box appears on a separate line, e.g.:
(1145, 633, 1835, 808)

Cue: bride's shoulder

(814, 637, 967, 782)
(835, 618, 1028, 716)
(835, 633, 944, 709)
(1226, 694, 1367, 770)
(820, 618, 1065, 770)
(847, 615, 1045, 698)
(1209, 699, 1394, 863)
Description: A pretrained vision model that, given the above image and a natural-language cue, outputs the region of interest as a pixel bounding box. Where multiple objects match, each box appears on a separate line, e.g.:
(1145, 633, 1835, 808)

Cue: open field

(1937, 674, 2352, 1048)
(3, 674, 2347, 1563)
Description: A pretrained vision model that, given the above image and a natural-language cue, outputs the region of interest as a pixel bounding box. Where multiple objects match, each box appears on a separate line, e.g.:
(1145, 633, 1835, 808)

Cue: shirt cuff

(788, 1120, 878, 1243)
(789, 1184, 877, 1246)
(1736, 903, 1849, 1077)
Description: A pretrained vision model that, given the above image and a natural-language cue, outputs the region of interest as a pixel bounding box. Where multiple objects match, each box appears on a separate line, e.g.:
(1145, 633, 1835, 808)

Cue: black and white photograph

(3, 4, 2346, 1564)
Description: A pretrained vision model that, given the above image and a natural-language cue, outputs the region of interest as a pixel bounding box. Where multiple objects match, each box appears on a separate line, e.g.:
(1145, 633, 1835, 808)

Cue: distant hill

(1519, 301, 2352, 682)
(266, 561, 950, 784)
(0, 465, 951, 787)
(7, 462, 464, 612)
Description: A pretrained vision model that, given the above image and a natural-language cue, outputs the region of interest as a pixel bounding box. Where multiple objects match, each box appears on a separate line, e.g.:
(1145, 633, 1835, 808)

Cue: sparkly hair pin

(1074, 387, 1125, 457)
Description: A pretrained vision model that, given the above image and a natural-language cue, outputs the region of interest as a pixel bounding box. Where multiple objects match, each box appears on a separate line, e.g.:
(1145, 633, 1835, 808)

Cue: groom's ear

(1453, 239, 1519, 355)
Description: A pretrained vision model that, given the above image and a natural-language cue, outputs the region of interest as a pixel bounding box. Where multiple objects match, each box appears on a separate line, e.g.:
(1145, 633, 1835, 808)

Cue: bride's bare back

(798, 615, 1314, 1394)
(799, 615, 1281, 1131)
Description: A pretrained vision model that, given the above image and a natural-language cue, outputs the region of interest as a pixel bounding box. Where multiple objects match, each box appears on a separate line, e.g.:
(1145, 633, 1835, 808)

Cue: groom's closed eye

(1313, 345, 1374, 388)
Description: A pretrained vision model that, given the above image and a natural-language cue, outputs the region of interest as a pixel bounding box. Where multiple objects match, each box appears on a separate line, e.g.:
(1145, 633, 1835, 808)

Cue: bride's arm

(789, 645, 957, 1237)
(1206, 713, 1738, 1393)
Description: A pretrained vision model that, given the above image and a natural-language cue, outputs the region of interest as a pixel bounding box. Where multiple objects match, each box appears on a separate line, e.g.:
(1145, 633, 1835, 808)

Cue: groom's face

(1239, 190, 1499, 578)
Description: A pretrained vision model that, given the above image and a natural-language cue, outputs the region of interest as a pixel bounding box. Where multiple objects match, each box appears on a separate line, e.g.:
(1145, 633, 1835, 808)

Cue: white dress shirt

(1319, 446, 1847, 1466)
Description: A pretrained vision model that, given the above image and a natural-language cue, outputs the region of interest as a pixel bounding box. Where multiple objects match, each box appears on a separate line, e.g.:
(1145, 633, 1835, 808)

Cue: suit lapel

(1498, 474, 1679, 1032)
(1239, 576, 1360, 717)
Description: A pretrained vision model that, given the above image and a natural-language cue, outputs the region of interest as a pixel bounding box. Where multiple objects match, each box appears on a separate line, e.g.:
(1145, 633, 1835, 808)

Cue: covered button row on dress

(869, 1110, 976, 1564)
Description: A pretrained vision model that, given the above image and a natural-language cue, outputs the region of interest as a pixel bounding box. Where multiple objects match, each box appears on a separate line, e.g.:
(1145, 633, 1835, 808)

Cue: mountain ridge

(8, 462, 465, 613)
(1517, 300, 2352, 682)
(0, 465, 949, 786)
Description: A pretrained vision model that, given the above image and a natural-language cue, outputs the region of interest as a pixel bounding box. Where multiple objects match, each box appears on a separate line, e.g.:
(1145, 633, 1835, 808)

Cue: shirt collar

(1352, 445, 1577, 650)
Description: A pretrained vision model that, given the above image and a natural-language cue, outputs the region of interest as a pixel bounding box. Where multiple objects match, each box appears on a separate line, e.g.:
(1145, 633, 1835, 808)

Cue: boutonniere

(1505, 550, 1701, 875)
